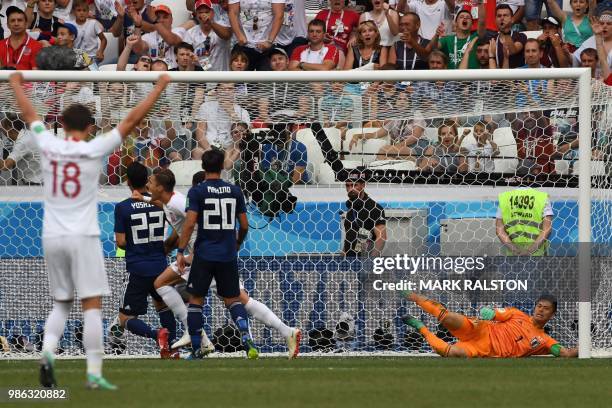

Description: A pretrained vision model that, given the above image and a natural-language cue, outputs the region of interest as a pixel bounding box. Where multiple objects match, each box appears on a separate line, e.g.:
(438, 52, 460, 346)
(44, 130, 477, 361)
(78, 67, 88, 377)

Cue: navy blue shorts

(120, 274, 162, 316)
(187, 256, 240, 298)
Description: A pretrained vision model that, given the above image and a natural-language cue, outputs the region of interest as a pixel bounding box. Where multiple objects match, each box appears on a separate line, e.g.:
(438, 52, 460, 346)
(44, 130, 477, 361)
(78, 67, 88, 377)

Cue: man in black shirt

(342, 168, 387, 257)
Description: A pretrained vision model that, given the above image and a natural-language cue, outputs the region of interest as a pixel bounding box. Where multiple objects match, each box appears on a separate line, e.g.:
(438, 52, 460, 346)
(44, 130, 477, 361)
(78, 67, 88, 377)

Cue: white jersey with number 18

(29, 121, 122, 239)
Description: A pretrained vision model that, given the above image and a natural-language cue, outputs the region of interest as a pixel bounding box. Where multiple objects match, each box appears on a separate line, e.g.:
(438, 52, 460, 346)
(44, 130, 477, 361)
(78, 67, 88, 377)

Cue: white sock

(83, 309, 104, 377)
(42, 301, 72, 355)
(157, 285, 188, 330)
(201, 328, 213, 347)
(245, 298, 293, 338)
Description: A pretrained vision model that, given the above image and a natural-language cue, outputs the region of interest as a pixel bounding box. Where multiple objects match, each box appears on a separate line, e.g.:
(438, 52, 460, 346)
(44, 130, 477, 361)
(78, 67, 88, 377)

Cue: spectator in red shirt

(0, 7, 42, 70)
(315, 0, 359, 58)
(289, 19, 340, 70)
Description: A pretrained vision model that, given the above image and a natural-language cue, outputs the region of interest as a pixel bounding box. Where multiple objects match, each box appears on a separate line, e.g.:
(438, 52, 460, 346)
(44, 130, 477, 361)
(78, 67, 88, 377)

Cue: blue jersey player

(177, 149, 257, 359)
(114, 162, 176, 359)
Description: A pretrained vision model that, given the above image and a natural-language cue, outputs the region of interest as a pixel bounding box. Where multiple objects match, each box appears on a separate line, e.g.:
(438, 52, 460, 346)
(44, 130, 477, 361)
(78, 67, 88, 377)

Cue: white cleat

(286, 328, 301, 360)
(201, 341, 215, 356)
(171, 332, 191, 350)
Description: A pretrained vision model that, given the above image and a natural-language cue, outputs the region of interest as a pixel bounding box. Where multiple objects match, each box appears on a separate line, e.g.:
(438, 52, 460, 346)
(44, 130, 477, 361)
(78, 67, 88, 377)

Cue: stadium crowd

(0, 0, 611, 185)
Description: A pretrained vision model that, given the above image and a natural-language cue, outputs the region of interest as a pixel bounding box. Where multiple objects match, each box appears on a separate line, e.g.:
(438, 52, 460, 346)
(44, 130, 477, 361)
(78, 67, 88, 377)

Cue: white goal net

(0, 70, 610, 358)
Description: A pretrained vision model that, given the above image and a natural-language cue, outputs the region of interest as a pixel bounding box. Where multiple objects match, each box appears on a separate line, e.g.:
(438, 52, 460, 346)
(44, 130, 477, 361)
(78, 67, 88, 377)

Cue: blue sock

(187, 304, 203, 352)
(228, 302, 252, 342)
(158, 307, 176, 343)
(126, 318, 157, 339)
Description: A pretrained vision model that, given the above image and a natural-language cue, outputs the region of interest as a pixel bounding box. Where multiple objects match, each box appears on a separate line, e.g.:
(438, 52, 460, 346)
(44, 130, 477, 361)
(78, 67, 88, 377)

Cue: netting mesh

(0, 74, 610, 358)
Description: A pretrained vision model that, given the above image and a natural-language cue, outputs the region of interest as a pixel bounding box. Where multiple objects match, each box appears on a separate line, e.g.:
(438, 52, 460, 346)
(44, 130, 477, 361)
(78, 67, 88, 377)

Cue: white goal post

(0, 68, 607, 359)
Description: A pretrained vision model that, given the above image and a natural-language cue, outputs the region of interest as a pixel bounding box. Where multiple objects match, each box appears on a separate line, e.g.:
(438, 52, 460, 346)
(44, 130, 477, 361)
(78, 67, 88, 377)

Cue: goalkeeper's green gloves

(550, 344, 562, 357)
(479, 307, 496, 321)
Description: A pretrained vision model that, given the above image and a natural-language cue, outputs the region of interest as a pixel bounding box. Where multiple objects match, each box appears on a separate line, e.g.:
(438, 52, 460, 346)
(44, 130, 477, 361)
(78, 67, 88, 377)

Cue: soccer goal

(0, 69, 609, 359)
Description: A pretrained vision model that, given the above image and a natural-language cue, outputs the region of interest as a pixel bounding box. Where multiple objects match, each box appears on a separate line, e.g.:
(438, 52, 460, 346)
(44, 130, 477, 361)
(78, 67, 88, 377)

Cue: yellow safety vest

(116, 247, 125, 258)
(498, 188, 549, 256)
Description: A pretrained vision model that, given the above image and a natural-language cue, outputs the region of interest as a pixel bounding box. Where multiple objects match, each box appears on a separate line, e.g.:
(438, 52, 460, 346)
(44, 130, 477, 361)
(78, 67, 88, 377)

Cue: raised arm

(8, 73, 40, 126)
(477, 0, 486, 38)
(117, 74, 171, 138)
(545, 0, 567, 24)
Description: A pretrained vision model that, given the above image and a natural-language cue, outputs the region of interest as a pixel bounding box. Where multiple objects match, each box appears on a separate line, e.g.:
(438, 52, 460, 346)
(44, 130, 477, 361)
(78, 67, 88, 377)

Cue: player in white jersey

(133, 169, 302, 359)
(9, 72, 171, 390)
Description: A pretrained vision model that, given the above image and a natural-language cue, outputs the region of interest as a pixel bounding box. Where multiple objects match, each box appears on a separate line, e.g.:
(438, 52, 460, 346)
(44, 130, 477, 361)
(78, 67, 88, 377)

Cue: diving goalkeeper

(402, 293, 578, 358)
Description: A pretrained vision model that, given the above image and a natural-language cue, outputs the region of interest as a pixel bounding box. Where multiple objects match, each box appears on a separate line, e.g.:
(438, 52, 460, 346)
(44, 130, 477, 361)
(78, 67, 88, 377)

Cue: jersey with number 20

(29, 121, 122, 238)
(187, 178, 246, 262)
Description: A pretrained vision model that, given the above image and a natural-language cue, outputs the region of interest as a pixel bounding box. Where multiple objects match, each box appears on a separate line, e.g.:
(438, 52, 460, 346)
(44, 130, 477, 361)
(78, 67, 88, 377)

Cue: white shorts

(170, 260, 244, 295)
(43, 236, 110, 301)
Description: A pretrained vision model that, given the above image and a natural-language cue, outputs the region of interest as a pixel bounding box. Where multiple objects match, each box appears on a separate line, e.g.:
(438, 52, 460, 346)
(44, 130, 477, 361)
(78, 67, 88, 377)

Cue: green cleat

(402, 314, 425, 330)
(244, 338, 259, 360)
(39, 351, 57, 388)
(86, 374, 118, 391)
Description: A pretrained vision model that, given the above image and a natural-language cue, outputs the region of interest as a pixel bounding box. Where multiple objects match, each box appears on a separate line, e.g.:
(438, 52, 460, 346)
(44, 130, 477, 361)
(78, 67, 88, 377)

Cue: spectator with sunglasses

(117, 34, 152, 70)
(185, 0, 231, 71)
(227, 0, 285, 70)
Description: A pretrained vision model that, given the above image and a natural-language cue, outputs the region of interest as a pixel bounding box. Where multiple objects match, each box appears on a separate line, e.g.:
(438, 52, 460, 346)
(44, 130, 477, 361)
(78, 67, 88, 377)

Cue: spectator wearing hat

(397, 0, 453, 40)
(537, 16, 570, 67)
(289, 18, 339, 70)
(342, 168, 386, 257)
(0, 6, 42, 69)
(54, 21, 97, 69)
(184, 0, 231, 71)
(71, 0, 106, 62)
(227, 0, 285, 71)
(438, 9, 479, 69)
(25, 0, 64, 44)
(478, 3, 527, 68)
(132, 5, 186, 69)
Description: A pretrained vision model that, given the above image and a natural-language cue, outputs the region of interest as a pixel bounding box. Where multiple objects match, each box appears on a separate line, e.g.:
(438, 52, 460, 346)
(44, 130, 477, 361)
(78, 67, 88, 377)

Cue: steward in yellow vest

(496, 188, 552, 256)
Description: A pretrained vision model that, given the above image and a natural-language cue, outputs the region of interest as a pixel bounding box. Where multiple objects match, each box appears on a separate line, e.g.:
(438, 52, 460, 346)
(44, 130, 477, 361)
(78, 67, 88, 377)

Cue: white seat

(98, 63, 118, 71)
(323, 127, 342, 152)
(169, 160, 202, 185)
(99, 33, 118, 67)
(492, 127, 518, 173)
(315, 162, 338, 184)
(296, 128, 325, 168)
(424, 127, 438, 143)
(555, 159, 572, 175)
(341, 160, 362, 169)
(523, 30, 543, 39)
(344, 127, 386, 164)
(458, 127, 476, 149)
(568, 160, 607, 176)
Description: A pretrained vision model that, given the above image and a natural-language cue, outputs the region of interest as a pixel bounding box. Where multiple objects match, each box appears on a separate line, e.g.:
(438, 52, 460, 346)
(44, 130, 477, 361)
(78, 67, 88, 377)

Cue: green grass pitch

(1, 357, 611, 408)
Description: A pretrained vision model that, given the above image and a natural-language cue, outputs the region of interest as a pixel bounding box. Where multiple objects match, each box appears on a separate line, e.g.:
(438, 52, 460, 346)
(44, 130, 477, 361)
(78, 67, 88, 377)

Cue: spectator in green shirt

(438, 10, 479, 69)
